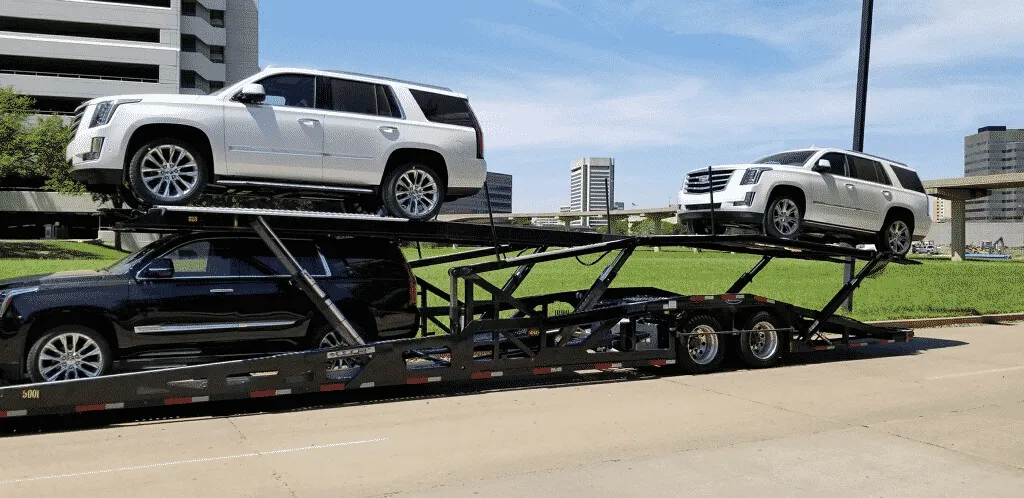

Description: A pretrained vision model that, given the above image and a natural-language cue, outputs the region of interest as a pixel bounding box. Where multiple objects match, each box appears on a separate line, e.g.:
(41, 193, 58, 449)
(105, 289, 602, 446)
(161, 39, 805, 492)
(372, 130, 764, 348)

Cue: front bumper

(66, 107, 128, 186)
(677, 186, 766, 228)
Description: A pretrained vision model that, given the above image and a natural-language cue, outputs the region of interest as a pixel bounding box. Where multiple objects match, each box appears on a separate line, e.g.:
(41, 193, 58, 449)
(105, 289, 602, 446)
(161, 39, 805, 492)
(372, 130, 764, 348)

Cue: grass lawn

(0, 241, 1019, 322)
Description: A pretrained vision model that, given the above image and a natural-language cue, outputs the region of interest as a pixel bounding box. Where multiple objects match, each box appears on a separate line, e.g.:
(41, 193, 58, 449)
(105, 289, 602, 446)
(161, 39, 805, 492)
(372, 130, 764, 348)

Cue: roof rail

(323, 69, 453, 92)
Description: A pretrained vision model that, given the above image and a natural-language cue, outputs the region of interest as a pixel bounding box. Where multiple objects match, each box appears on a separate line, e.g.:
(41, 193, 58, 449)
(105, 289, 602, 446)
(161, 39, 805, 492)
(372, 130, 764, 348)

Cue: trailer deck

(0, 206, 917, 419)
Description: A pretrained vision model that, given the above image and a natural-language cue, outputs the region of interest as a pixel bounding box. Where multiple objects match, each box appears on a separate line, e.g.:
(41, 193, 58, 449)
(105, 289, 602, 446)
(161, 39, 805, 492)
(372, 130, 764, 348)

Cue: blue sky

(259, 0, 1024, 211)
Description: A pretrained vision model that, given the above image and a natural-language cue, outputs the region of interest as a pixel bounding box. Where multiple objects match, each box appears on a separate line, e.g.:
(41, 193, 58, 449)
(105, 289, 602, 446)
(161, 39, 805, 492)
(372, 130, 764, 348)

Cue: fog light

(82, 137, 104, 161)
(732, 192, 756, 206)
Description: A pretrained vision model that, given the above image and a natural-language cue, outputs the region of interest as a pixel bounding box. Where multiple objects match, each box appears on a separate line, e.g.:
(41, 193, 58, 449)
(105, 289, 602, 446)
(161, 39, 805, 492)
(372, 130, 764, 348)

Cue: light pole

(844, 0, 875, 312)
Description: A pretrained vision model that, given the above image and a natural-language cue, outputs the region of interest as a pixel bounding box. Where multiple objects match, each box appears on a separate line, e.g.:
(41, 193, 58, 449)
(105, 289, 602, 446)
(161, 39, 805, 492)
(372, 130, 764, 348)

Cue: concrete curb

(868, 313, 1024, 329)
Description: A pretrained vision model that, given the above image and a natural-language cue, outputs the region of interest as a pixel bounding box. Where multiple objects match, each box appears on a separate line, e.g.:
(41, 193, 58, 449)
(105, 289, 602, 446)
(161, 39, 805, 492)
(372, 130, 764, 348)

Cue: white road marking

(926, 365, 1024, 380)
(0, 437, 387, 485)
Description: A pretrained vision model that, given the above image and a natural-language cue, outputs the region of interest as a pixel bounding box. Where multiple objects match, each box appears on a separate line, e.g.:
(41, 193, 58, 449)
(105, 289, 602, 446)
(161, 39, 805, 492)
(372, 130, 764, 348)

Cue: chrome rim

(771, 198, 800, 236)
(887, 220, 911, 254)
(37, 332, 104, 382)
(687, 324, 719, 365)
(747, 321, 779, 360)
(139, 145, 200, 200)
(394, 168, 439, 217)
(319, 331, 343, 349)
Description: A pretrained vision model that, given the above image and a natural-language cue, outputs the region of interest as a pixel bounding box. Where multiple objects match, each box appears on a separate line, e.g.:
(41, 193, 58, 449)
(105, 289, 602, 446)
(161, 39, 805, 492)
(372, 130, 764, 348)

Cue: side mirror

(142, 258, 174, 279)
(812, 159, 831, 173)
(235, 83, 266, 104)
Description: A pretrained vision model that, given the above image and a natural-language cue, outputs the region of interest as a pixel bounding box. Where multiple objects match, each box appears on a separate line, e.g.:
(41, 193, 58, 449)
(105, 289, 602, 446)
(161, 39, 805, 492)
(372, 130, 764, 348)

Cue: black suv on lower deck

(0, 233, 419, 383)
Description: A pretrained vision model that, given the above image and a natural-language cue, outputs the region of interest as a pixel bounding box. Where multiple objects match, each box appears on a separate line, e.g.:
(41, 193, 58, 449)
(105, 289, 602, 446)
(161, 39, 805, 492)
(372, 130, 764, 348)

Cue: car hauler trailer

(0, 206, 916, 419)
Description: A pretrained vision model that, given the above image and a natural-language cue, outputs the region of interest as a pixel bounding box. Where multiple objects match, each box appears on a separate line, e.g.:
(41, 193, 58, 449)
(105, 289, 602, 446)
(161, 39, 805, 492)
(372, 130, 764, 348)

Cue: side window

(255, 74, 315, 108)
(408, 89, 475, 127)
(818, 152, 848, 176)
(319, 78, 402, 118)
(849, 156, 882, 183)
(225, 239, 326, 277)
(874, 163, 892, 185)
(160, 240, 230, 277)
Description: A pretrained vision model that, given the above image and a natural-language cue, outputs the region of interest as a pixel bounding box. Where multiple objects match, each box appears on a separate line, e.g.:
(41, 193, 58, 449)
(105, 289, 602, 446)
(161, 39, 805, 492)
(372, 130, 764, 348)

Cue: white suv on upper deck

(66, 67, 487, 220)
(677, 148, 931, 255)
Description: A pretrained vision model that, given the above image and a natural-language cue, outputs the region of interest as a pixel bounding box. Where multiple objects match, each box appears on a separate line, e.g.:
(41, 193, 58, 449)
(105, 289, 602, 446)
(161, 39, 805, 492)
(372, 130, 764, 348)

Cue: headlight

(89, 99, 141, 128)
(0, 287, 39, 318)
(740, 167, 772, 185)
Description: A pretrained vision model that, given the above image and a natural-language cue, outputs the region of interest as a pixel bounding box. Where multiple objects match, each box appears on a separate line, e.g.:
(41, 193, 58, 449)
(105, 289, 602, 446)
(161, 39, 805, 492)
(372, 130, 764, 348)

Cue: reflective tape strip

(359, 382, 375, 389)
(689, 296, 706, 302)
(250, 389, 291, 398)
(407, 376, 442, 385)
(722, 294, 744, 301)
(594, 363, 623, 370)
(814, 346, 836, 351)
(649, 359, 676, 366)
(753, 296, 775, 304)
(663, 301, 678, 310)
(75, 402, 123, 412)
(320, 383, 346, 392)
(849, 342, 864, 348)
(0, 410, 27, 418)
(533, 367, 563, 375)
(164, 396, 209, 405)
(471, 371, 503, 379)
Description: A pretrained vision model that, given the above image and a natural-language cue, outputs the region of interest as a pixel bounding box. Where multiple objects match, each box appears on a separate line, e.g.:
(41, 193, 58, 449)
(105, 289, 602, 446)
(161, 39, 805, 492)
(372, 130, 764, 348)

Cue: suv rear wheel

(381, 163, 445, 221)
(877, 215, 913, 256)
(763, 195, 803, 239)
(128, 138, 209, 207)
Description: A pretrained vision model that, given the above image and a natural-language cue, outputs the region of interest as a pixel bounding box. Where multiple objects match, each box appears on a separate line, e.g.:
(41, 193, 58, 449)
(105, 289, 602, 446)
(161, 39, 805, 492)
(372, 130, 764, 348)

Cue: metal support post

(726, 255, 773, 294)
(807, 253, 884, 337)
(251, 217, 365, 346)
(846, 0, 874, 312)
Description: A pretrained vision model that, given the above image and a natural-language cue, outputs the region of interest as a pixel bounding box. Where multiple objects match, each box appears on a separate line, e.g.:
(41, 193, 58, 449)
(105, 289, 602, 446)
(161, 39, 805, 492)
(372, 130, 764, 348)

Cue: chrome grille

(685, 169, 733, 194)
(70, 106, 85, 138)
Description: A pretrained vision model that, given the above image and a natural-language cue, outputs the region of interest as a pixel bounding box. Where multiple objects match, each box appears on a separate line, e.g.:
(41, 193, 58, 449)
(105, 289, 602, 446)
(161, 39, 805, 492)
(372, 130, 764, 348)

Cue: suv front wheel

(128, 138, 209, 207)
(381, 163, 445, 221)
(763, 195, 803, 239)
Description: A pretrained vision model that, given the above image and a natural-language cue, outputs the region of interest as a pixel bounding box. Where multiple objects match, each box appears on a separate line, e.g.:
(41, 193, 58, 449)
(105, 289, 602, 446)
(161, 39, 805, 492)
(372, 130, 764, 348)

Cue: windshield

(102, 242, 160, 274)
(753, 150, 816, 166)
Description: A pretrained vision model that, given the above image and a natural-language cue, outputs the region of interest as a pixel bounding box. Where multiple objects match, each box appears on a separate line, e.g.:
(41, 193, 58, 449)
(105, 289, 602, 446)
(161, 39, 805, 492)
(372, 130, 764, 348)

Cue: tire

(26, 325, 112, 383)
(676, 314, 726, 374)
(763, 194, 803, 239)
(381, 163, 445, 221)
(128, 138, 209, 207)
(876, 215, 913, 256)
(736, 311, 787, 369)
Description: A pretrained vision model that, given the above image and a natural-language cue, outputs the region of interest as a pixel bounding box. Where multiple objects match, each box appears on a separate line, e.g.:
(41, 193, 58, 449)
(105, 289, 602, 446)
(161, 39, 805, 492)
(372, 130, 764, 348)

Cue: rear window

(890, 165, 926, 193)
(409, 89, 475, 127)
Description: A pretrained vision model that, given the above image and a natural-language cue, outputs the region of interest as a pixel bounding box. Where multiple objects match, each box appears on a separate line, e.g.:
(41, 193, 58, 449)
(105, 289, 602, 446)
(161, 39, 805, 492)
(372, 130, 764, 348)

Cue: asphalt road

(2, 323, 1024, 497)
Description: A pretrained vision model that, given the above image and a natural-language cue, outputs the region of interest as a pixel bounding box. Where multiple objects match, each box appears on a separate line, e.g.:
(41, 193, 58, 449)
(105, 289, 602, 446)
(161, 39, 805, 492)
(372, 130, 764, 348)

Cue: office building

(0, 0, 260, 115)
(931, 197, 951, 223)
(440, 172, 513, 214)
(964, 126, 1024, 222)
(569, 157, 615, 228)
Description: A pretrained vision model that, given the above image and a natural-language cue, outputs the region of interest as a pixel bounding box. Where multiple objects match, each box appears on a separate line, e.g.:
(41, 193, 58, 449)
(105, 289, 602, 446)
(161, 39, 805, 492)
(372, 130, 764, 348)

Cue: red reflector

(320, 383, 346, 392)
(0, 411, 6, 418)
(75, 404, 107, 413)
(753, 296, 768, 303)
(407, 377, 429, 385)
(249, 390, 276, 398)
(164, 397, 193, 405)
(650, 360, 668, 366)
(471, 371, 492, 379)
(533, 367, 552, 375)
(594, 363, 613, 370)
(689, 296, 705, 302)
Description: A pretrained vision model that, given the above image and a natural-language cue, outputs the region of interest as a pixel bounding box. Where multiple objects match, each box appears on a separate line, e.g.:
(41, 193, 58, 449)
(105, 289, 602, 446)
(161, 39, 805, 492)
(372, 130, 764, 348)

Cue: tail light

(468, 105, 484, 159)
(403, 260, 418, 306)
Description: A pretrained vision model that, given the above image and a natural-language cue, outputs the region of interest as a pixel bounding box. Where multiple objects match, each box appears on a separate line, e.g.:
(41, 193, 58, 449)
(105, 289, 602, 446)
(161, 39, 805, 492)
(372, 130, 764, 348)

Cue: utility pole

(845, 0, 874, 312)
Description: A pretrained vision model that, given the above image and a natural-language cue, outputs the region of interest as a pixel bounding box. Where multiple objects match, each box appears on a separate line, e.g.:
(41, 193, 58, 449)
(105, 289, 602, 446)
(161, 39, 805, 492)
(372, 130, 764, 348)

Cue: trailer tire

(676, 314, 726, 374)
(737, 311, 787, 368)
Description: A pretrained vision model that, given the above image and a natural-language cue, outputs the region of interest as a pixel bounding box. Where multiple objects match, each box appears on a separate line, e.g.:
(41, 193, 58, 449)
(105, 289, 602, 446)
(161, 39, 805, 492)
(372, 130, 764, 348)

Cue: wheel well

(24, 310, 119, 366)
(125, 124, 215, 181)
(884, 206, 915, 229)
(383, 148, 449, 189)
(767, 185, 806, 213)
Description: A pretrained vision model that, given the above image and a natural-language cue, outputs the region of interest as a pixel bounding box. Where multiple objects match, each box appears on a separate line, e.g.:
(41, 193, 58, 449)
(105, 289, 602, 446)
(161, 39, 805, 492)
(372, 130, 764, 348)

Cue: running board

(217, 179, 374, 195)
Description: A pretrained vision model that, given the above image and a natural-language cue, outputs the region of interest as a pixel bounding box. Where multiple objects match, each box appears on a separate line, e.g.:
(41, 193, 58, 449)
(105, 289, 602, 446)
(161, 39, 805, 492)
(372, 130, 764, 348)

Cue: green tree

(24, 114, 80, 193)
(0, 87, 34, 178)
(596, 218, 629, 235)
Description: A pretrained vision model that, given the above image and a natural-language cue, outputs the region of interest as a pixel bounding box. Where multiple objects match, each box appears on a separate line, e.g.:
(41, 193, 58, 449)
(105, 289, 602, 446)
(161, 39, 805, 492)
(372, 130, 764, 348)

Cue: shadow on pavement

(0, 336, 966, 437)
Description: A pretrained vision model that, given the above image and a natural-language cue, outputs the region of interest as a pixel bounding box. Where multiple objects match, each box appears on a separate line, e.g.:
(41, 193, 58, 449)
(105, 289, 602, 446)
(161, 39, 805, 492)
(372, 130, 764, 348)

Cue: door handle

(298, 118, 320, 125)
(845, 183, 855, 189)
(210, 288, 234, 294)
(882, 190, 892, 196)
(379, 126, 398, 134)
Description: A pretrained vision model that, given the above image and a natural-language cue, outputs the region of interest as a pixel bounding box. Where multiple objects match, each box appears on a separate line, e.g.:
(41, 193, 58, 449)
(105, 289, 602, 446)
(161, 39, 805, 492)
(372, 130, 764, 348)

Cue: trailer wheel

(676, 314, 726, 374)
(27, 325, 112, 383)
(737, 311, 787, 368)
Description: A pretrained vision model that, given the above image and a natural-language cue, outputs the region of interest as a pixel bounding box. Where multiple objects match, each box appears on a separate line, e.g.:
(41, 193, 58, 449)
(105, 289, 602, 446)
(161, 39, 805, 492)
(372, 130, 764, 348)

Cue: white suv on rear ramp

(677, 148, 931, 255)
(66, 67, 487, 220)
